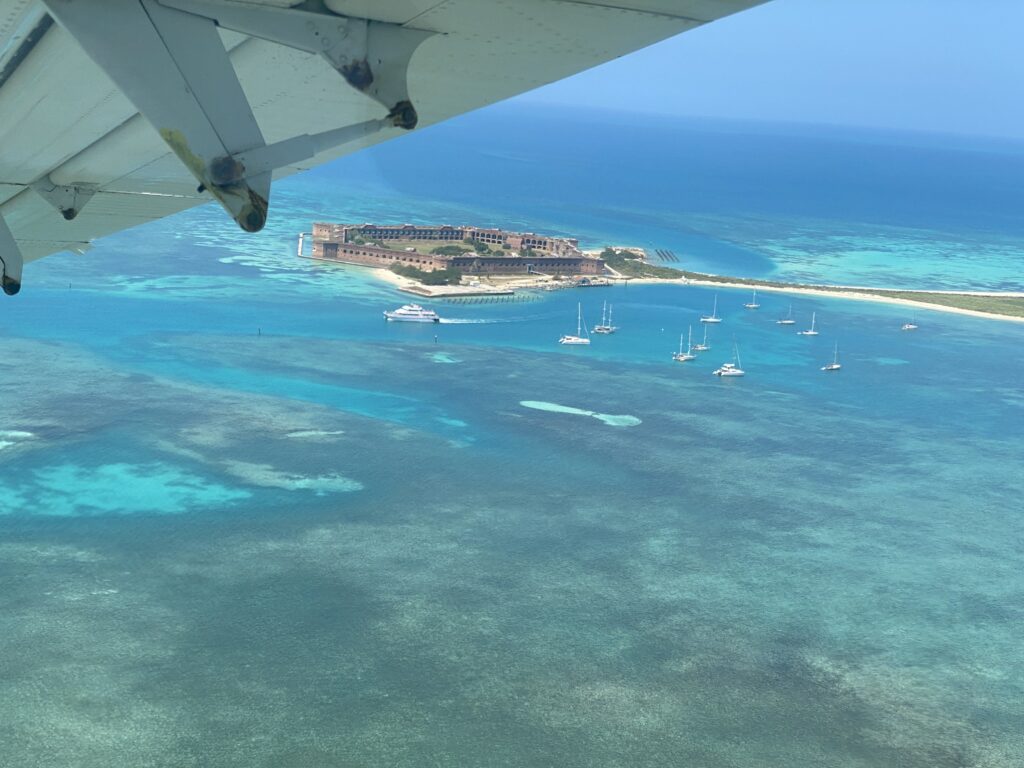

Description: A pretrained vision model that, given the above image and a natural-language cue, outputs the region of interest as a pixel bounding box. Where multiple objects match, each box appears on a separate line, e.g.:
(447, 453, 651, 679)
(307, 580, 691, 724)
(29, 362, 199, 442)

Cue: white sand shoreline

(623, 277, 1024, 324)
(337, 257, 1024, 325)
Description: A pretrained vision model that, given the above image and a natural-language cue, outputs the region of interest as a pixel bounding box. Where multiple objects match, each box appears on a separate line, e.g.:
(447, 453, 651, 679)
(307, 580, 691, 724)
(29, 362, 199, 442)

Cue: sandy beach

(344, 257, 1024, 324)
(622, 276, 1024, 324)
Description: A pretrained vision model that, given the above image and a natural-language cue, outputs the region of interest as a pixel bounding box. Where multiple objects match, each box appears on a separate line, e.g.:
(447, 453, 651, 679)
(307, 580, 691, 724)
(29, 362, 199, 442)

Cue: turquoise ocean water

(1, 106, 1023, 766)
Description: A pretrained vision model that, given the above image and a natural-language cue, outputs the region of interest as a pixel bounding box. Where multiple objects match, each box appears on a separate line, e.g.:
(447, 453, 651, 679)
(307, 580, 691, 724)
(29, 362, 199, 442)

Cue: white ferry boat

(383, 304, 441, 323)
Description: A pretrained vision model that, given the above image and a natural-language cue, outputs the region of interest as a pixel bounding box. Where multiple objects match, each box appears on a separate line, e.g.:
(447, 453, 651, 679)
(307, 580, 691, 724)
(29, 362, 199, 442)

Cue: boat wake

(437, 318, 507, 324)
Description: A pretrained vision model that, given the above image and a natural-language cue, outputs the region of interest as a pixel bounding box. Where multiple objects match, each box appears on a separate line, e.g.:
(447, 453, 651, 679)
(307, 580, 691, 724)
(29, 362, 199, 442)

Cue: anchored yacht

(797, 311, 819, 336)
(713, 344, 745, 377)
(559, 302, 591, 345)
(593, 301, 618, 334)
(673, 326, 697, 362)
(743, 289, 760, 309)
(822, 342, 841, 372)
(776, 304, 796, 325)
(692, 324, 711, 351)
(384, 303, 441, 323)
(700, 294, 722, 324)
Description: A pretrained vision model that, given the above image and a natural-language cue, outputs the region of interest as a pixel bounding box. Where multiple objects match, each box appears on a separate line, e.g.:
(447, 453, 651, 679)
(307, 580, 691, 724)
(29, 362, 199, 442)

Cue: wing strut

(160, 0, 430, 130)
(42, 0, 272, 233)
(39, 0, 430, 236)
(0, 214, 23, 295)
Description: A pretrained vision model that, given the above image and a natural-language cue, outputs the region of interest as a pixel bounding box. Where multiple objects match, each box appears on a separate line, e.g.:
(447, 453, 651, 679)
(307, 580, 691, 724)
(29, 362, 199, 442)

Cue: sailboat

(692, 323, 710, 351)
(776, 304, 796, 325)
(559, 302, 590, 345)
(593, 301, 618, 334)
(743, 289, 760, 309)
(673, 326, 697, 362)
(797, 311, 819, 336)
(713, 343, 745, 377)
(821, 342, 841, 372)
(901, 314, 919, 331)
(700, 294, 722, 324)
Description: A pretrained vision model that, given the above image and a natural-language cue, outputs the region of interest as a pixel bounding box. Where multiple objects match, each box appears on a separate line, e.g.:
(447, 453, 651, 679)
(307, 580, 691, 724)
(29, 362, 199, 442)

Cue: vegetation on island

(390, 263, 464, 286)
(864, 292, 1024, 318)
(431, 244, 474, 256)
(431, 240, 512, 256)
(675, 269, 1024, 319)
(599, 247, 682, 279)
(594, 246, 1024, 319)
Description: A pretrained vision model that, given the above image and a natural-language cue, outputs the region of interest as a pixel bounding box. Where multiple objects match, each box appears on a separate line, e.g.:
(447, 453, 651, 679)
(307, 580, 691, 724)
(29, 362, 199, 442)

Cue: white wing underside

(0, 0, 763, 279)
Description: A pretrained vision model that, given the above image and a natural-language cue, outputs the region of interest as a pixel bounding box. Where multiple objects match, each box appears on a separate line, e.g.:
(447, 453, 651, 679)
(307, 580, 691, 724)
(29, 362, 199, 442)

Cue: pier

(400, 285, 515, 299)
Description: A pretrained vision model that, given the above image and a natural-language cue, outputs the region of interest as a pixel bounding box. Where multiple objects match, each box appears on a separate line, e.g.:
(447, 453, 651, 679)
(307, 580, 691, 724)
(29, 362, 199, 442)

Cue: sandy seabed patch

(285, 429, 346, 439)
(520, 401, 641, 427)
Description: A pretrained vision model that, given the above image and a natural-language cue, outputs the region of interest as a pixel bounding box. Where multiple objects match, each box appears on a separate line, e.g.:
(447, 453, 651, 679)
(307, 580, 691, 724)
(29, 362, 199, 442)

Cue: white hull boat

(673, 326, 697, 362)
(701, 294, 722, 324)
(777, 304, 796, 325)
(593, 301, 618, 334)
(714, 344, 745, 377)
(384, 303, 441, 322)
(822, 342, 841, 371)
(797, 311, 819, 336)
(560, 302, 591, 345)
(692, 324, 711, 352)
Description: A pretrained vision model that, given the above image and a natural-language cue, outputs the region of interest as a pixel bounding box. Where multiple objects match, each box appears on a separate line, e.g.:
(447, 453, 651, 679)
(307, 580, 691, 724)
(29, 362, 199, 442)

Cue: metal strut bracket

(42, 0, 272, 233)
(160, 0, 432, 130)
(209, 118, 389, 186)
(0, 213, 24, 295)
(41, 0, 430, 236)
(30, 177, 98, 221)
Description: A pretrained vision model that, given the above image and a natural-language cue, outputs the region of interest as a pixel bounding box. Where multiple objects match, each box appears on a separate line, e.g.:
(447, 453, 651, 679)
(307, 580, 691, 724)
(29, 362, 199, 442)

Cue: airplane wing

(0, 0, 766, 294)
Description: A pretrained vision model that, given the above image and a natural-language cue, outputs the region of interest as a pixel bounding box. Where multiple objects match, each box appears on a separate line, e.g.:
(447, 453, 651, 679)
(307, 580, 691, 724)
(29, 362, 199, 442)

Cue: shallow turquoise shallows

(1, 108, 1022, 767)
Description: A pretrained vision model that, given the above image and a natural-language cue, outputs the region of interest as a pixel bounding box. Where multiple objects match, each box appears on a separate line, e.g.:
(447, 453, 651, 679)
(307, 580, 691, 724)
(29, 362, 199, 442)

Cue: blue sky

(518, 0, 1024, 139)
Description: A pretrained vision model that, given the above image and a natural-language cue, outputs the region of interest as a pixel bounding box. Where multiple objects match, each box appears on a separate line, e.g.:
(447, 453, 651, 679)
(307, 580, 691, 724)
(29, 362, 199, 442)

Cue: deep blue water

(1, 106, 1022, 767)
(310, 105, 1024, 288)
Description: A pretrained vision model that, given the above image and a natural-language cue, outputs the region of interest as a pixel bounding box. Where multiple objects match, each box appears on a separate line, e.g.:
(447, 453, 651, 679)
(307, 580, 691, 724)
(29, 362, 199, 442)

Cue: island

(298, 224, 1024, 321)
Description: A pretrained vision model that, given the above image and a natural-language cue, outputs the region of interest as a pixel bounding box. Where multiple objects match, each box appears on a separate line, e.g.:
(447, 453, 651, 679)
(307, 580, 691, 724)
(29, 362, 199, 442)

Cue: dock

(400, 285, 515, 298)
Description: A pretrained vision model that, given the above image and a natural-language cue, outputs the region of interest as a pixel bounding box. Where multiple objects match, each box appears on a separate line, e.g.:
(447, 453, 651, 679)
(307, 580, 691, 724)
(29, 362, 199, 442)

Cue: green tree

(390, 264, 463, 285)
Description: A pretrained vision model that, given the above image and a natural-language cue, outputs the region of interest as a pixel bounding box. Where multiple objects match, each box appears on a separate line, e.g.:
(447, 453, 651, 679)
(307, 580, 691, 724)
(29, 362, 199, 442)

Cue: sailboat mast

(577, 303, 582, 336)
